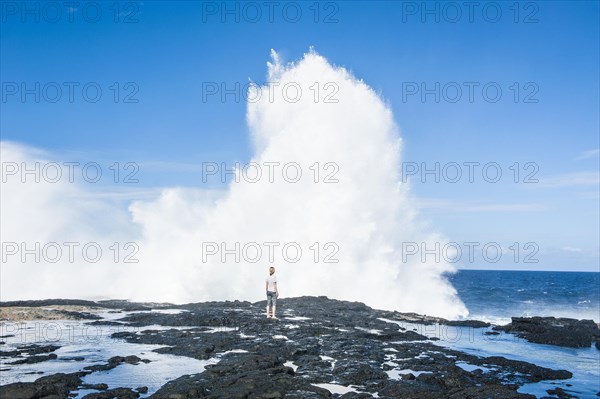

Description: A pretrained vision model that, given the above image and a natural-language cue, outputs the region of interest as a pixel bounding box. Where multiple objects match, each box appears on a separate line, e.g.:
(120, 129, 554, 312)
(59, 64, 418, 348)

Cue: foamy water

(1, 50, 468, 319)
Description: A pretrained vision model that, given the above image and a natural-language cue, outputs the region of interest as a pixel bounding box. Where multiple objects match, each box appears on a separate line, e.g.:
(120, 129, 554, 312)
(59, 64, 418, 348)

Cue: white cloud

(417, 198, 547, 212)
(136, 161, 204, 173)
(574, 148, 600, 160)
(536, 171, 600, 188)
(560, 246, 583, 253)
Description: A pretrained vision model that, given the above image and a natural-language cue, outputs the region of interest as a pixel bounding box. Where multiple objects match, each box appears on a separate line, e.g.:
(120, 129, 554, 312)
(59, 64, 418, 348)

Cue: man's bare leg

(272, 305, 277, 319)
(266, 304, 271, 318)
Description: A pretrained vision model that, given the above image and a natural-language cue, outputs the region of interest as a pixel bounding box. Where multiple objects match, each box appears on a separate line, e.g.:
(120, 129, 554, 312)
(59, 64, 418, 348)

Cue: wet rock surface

(0, 297, 585, 398)
(0, 372, 86, 399)
(1, 344, 60, 358)
(494, 317, 600, 348)
(83, 355, 151, 372)
(0, 344, 61, 368)
(81, 387, 141, 399)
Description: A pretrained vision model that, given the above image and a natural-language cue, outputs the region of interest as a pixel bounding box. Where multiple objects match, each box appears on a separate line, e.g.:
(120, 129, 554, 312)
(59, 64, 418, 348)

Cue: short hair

(269, 266, 275, 272)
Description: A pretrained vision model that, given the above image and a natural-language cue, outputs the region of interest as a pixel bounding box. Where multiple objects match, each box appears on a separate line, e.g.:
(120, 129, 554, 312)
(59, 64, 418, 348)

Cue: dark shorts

(266, 291, 277, 306)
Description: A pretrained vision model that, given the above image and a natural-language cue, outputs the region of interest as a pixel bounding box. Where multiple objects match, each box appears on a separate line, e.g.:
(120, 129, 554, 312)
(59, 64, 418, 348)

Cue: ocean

(449, 270, 600, 324)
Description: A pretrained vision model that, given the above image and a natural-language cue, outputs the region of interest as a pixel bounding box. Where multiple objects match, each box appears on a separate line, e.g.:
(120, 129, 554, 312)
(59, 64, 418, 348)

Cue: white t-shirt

(266, 274, 277, 292)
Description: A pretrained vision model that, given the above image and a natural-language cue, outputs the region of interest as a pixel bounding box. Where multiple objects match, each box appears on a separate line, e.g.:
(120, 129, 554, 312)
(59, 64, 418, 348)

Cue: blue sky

(1, 0, 599, 271)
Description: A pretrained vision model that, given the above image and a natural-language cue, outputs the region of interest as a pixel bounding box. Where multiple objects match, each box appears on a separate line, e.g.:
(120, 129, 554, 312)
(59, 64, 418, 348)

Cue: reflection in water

(0, 313, 225, 397)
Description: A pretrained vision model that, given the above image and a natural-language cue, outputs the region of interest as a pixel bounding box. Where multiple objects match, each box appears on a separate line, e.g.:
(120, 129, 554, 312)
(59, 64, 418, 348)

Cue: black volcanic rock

(80, 383, 109, 390)
(0, 344, 60, 357)
(543, 387, 579, 398)
(494, 316, 600, 348)
(81, 387, 140, 399)
(0, 372, 86, 399)
(8, 353, 57, 365)
(0, 344, 61, 367)
(123, 297, 570, 399)
(84, 355, 150, 372)
(148, 352, 331, 399)
(0, 297, 580, 398)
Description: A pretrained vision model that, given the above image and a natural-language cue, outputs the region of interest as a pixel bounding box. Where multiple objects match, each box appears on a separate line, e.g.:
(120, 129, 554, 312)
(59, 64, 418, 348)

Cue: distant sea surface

(449, 270, 600, 323)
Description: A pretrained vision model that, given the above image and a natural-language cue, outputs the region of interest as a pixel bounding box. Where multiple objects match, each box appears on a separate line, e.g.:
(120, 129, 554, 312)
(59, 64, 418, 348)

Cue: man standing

(266, 266, 279, 319)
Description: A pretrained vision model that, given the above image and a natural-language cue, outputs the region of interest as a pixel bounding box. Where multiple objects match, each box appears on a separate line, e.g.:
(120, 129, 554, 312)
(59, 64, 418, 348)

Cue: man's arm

(266, 281, 268, 291)
(274, 282, 278, 297)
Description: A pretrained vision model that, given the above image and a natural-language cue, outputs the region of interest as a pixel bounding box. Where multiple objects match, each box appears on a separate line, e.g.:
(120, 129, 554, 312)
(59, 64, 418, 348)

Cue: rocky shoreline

(0, 297, 598, 399)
